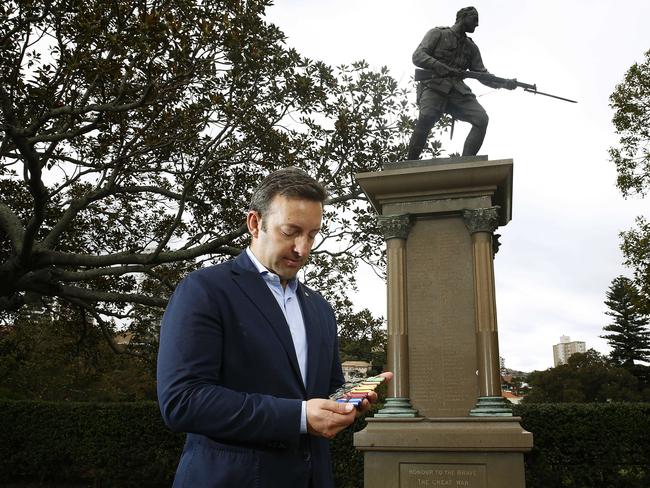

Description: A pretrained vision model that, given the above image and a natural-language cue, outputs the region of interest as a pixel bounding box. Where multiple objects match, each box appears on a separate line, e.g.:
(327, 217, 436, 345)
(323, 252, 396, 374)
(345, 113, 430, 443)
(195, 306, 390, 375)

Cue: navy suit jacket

(157, 252, 345, 488)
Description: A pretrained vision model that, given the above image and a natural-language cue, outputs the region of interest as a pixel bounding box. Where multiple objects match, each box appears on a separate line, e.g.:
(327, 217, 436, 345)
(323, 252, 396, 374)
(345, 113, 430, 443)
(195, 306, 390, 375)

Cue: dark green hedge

(1, 400, 649, 487)
(513, 403, 650, 488)
(0, 400, 182, 487)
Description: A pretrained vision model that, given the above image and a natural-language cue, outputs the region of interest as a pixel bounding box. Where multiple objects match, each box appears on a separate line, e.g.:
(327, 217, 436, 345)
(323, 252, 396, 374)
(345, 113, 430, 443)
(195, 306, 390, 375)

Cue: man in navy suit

(157, 167, 390, 487)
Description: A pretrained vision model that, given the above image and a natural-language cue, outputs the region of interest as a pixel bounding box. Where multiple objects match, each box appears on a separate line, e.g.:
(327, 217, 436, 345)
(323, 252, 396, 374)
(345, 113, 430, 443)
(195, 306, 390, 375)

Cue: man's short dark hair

(249, 167, 327, 217)
(456, 6, 478, 22)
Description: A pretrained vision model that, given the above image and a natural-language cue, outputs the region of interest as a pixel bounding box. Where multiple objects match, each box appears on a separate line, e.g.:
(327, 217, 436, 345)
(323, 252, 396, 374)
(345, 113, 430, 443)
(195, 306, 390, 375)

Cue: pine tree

(601, 276, 650, 366)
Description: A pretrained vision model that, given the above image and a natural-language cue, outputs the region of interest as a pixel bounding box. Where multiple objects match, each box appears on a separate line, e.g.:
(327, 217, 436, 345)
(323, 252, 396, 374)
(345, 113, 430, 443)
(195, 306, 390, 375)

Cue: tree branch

(37, 225, 247, 267)
(114, 185, 203, 205)
(42, 181, 115, 249)
(0, 203, 25, 253)
(58, 285, 168, 308)
(0, 85, 50, 266)
(57, 265, 155, 282)
(325, 189, 363, 206)
(26, 115, 103, 144)
(64, 297, 147, 358)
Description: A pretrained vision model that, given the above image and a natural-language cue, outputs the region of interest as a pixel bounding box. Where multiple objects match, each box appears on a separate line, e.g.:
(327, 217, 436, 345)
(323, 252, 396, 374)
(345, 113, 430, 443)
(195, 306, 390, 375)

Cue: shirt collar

(246, 247, 299, 293)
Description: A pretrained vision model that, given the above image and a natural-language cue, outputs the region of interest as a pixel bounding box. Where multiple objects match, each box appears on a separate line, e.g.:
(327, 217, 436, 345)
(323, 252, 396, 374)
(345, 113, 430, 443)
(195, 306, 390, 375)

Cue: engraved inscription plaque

(407, 217, 477, 417)
(400, 463, 487, 488)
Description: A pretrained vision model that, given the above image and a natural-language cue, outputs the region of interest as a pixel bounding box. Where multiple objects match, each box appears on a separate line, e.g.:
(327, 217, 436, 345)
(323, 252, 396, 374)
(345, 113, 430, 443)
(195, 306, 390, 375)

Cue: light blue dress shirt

(246, 248, 309, 433)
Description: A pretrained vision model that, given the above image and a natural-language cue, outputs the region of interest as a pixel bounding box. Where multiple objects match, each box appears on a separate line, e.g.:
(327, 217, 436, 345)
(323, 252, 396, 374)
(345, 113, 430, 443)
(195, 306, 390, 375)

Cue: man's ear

(247, 210, 261, 239)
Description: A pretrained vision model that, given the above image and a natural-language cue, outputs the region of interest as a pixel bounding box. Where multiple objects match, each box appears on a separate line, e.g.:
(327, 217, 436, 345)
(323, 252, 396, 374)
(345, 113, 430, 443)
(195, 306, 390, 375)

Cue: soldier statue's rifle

(414, 68, 577, 104)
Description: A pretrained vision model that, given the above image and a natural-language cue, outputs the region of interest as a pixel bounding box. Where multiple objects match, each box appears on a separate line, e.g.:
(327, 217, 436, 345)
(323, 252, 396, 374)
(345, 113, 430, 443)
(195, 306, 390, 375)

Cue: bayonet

(522, 87, 577, 104)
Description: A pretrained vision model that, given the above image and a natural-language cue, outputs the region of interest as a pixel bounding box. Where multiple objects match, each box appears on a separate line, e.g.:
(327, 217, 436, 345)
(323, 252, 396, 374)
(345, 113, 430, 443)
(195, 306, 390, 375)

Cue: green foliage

(514, 403, 650, 488)
(609, 49, 650, 198)
(601, 276, 650, 366)
(0, 400, 183, 487)
(620, 217, 650, 315)
(524, 350, 649, 403)
(0, 305, 156, 402)
(0, 0, 420, 324)
(609, 49, 650, 324)
(2, 401, 650, 488)
(0, 0, 427, 364)
(337, 306, 387, 374)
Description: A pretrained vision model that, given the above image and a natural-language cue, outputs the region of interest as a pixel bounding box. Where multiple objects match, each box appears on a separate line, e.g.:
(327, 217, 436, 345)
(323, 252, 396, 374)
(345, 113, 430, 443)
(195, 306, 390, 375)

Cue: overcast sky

(265, 0, 649, 371)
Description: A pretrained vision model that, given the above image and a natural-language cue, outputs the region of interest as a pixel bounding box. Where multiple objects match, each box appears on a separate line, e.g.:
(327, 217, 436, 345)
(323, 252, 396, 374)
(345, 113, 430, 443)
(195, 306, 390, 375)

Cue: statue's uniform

(408, 27, 497, 159)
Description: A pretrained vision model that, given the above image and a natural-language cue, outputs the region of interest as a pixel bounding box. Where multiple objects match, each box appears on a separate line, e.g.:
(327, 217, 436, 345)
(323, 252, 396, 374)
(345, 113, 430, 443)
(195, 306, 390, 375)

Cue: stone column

(462, 207, 512, 416)
(375, 214, 418, 417)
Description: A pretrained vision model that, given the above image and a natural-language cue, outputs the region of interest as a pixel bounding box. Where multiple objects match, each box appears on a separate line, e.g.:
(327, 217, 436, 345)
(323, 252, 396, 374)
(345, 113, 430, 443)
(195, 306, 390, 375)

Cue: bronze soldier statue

(407, 6, 517, 160)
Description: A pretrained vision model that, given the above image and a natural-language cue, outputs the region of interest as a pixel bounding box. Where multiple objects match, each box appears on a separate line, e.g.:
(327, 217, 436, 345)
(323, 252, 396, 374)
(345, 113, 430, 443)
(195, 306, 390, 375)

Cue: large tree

(601, 276, 650, 367)
(609, 49, 650, 313)
(0, 1, 432, 345)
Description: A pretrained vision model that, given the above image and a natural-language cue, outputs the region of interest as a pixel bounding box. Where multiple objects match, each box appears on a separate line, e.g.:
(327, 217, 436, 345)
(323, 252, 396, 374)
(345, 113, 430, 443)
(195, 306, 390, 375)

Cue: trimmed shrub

(514, 403, 650, 488)
(0, 400, 182, 487)
(1, 400, 650, 487)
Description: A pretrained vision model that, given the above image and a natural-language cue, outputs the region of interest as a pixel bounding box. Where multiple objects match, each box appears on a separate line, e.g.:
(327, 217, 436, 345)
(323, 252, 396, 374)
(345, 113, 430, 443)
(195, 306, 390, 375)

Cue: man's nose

(293, 236, 312, 256)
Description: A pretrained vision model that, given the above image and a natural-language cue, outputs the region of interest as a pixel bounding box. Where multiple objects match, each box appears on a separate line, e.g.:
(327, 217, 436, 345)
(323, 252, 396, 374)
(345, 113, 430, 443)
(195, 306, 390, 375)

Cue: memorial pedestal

(354, 157, 532, 487)
(356, 417, 532, 487)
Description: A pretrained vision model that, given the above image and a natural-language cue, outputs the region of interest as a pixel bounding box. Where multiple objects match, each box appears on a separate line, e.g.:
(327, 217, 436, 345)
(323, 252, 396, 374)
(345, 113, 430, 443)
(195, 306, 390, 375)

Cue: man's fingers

(378, 371, 394, 382)
(330, 400, 355, 414)
(366, 391, 378, 403)
(306, 399, 356, 439)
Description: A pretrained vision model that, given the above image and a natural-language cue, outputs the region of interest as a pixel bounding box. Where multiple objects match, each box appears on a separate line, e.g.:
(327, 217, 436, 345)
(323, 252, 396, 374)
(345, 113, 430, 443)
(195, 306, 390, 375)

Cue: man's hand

(306, 399, 356, 439)
(356, 371, 393, 415)
(307, 372, 395, 439)
(502, 78, 518, 90)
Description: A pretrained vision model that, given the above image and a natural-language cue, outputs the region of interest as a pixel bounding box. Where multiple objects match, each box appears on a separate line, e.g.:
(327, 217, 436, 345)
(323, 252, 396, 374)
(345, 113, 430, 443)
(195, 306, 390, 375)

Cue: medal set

(329, 375, 386, 408)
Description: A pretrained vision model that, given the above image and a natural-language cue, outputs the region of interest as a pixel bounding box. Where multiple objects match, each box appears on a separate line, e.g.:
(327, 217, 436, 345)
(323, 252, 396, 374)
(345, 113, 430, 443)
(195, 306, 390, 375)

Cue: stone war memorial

(354, 156, 532, 487)
(349, 6, 555, 487)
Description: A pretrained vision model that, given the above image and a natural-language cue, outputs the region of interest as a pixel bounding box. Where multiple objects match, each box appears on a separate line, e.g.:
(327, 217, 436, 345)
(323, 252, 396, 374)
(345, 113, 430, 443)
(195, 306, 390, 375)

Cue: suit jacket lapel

(231, 253, 304, 391)
(298, 283, 322, 396)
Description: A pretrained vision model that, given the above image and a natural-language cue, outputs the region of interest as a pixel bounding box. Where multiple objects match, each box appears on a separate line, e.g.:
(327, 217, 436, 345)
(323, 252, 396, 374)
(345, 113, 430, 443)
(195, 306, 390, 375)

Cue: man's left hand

(503, 78, 518, 90)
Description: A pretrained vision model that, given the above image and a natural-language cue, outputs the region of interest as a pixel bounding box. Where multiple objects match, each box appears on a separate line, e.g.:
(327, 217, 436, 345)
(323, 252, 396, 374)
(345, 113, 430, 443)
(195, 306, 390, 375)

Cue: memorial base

(375, 397, 419, 418)
(469, 396, 514, 417)
(354, 417, 532, 487)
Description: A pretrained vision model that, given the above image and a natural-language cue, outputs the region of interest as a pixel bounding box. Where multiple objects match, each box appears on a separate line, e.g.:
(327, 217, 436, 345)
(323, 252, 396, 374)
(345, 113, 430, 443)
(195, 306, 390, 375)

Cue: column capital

(462, 206, 500, 235)
(377, 214, 412, 240)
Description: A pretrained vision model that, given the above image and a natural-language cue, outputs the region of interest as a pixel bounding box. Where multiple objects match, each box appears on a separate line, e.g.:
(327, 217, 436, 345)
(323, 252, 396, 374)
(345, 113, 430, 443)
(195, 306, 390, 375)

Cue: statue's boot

(407, 127, 429, 160)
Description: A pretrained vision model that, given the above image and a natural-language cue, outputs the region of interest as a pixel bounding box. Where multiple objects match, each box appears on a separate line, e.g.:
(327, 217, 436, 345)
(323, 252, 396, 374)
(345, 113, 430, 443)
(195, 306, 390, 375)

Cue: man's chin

(278, 267, 300, 281)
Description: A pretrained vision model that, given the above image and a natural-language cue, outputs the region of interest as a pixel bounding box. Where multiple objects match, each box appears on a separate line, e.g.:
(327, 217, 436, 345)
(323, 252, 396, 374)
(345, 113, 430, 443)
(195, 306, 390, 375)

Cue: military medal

(329, 375, 386, 408)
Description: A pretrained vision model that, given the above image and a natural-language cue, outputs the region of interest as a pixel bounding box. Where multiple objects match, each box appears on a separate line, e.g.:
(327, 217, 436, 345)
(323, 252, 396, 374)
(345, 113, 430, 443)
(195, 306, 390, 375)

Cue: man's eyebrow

(282, 223, 321, 232)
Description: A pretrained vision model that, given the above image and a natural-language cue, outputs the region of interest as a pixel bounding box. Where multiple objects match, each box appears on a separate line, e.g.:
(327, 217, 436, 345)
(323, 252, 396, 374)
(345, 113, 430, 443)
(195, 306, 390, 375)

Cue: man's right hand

(306, 398, 356, 439)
